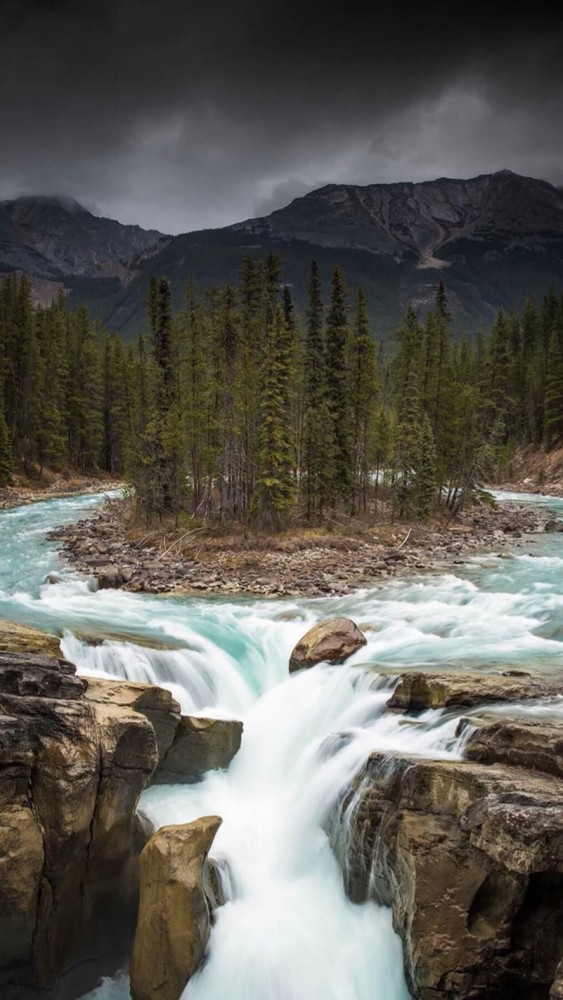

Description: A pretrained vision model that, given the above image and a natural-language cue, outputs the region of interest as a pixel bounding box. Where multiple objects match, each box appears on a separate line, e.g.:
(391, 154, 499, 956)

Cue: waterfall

(1, 489, 563, 999)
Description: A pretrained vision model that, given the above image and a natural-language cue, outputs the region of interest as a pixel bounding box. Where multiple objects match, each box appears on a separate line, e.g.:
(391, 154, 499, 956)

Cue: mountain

(3, 172, 563, 338)
(0, 195, 164, 303)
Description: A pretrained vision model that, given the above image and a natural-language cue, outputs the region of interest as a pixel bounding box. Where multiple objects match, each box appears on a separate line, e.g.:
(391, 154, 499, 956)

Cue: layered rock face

(335, 670, 563, 1000)
(153, 715, 243, 783)
(0, 619, 61, 656)
(0, 650, 161, 999)
(0, 640, 242, 999)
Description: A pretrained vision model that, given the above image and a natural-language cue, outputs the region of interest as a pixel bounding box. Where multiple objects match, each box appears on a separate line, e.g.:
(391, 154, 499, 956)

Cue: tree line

(0, 264, 562, 528)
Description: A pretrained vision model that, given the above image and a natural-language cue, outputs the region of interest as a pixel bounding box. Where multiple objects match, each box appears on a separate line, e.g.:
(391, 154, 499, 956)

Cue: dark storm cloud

(1, 1, 562, 231)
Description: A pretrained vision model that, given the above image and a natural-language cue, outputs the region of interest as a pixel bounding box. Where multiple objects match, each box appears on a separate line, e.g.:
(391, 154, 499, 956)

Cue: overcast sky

(1, 1, 562, 234)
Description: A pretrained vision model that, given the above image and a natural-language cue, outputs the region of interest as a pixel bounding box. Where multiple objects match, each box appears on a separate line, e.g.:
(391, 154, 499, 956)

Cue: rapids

(1, 489, 563, 999)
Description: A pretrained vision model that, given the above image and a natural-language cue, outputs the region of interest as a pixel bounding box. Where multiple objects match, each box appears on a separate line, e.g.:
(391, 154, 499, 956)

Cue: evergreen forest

(1, 260, 562, 529)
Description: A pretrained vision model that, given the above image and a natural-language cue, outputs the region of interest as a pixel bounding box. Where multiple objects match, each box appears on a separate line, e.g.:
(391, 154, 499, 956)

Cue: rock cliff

(0, 645, 239, 999)
(334, 670, 563, 1000)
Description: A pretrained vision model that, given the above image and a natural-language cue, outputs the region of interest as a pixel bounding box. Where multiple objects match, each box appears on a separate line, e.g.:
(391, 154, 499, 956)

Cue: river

(1, 490, 562, 1000)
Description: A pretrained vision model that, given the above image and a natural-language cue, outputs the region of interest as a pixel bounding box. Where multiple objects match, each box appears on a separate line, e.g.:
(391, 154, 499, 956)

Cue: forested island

(1, 259, 562, 530)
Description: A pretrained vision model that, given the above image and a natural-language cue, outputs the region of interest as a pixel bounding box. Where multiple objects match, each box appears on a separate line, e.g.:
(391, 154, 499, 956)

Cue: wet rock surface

(463, 715, 563, 780)
(385, 669, 562, 711)
(153, 715, 243, 783)
(289, 616, 367, 672)
(331, 664, 563, 1000)
(0, 620, 61, 657)
(0, 650, 158, 1000)
(0, 638, 245, 999)
(337, 750, 563, 1000)
(83, 675, 181, 763)
(130, 817, 222, 1000)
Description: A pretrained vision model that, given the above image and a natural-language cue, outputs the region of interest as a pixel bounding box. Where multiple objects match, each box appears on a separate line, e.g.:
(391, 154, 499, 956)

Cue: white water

(1, 490, 563, 1000)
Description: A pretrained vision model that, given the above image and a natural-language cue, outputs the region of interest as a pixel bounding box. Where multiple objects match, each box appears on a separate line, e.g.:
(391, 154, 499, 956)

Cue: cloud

(0, 1, 561, 231)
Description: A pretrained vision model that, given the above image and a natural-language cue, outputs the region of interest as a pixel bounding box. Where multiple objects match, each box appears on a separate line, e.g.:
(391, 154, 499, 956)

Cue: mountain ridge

(0, 195, 165, 283)
(1, 170, 562, 338)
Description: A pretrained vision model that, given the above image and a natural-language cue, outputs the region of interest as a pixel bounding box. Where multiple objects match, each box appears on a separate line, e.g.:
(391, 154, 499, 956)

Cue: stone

(545, 518, 563, 532)
(335, 751, 563, 1000)
(0, 620, 61, 657)
(463, 715, 563, 779)
(84, 676, 181, 763)
(153, 715, 243, 784)
(0, 650, 85, 699)
(289, 617, 367, 672)
(385, 669, 561, 712)
(130, 816, 222, 1000)
(97, 564, 123, 589)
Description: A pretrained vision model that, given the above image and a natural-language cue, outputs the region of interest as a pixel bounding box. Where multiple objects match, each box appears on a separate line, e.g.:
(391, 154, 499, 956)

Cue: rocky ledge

(48, 496, 544, 598)
(0, 643, 242, 1000)
(333, 667, 563, 1000)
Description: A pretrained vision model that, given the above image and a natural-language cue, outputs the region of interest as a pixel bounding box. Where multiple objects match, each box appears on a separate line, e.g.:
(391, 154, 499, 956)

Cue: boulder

(335, 751, 563, 1000)
(545, 519, 563, 532)
(84, 676, 181, 763)
(153, 715, 243, 784)
(289, 617, 367, 672)
(386, 669, 561, 712)
(130, 816, 222, 1000)
(0, 620, 60, 657)
(97, 565, 123, 589)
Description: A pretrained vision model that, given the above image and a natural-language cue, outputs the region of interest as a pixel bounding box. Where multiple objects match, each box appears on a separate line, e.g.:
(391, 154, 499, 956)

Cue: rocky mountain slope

(2, 171, 563, 338)
(235, 170, 563, 264)
(0, 195, 164, 301)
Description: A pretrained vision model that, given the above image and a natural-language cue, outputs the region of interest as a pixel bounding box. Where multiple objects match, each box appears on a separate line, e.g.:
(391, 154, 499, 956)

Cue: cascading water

(1, 490, 563, 1000)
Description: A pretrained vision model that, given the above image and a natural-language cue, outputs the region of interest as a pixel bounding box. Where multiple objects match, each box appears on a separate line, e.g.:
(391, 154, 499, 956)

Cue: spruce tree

(302, 261, 332, 519)
(0, 380, 11, 486)
(349, 289, 379, 510)
(544, 331, 563, 448)
(250, 304, 295, 531)
(325, 266, 353, 506)
(416, 414, 437, 519)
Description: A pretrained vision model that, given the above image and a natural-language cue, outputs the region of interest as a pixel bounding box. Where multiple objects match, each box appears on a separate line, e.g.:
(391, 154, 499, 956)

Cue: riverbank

(48, 494, 550, 598)
(0, 474, 123, 511)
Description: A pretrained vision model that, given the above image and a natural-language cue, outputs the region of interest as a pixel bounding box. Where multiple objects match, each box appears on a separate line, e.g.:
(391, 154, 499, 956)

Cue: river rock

(289, 617, 367, 672)
(336, 751, 563, 1000)
(386, 669, 561, 712)
(0, 620, 61, 656)
(0, 651, 159, 1000)
(84, 675, 181, 762)
(153, 715, 243, 783)
(544, 518, 563, 532)
(97, 564, 123, 589)
(130, 816, 222, 1000)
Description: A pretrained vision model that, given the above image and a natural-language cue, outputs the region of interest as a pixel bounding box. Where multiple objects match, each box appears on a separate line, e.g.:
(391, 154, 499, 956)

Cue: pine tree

(393, 366, 423, 518)
(349, 289, 379, 510)
(0, 379, 11, 486)
(416, 414, 437, 519)
(302, 261, 332, 519)
(251, 305, 295, 531)
(325, 266, 353, 506)
(544, 331, 563, 449)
